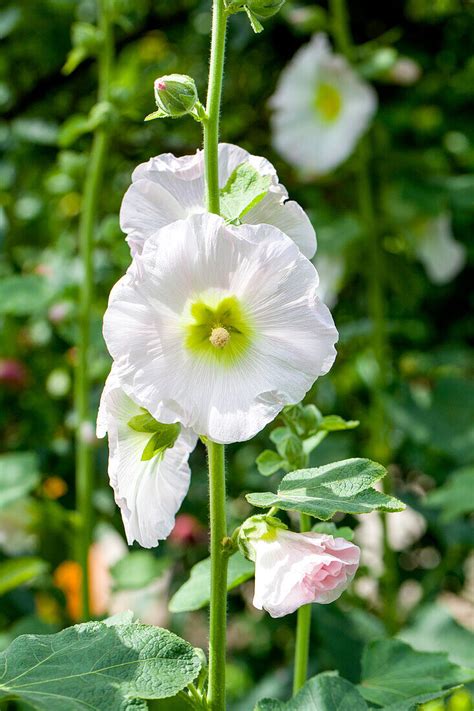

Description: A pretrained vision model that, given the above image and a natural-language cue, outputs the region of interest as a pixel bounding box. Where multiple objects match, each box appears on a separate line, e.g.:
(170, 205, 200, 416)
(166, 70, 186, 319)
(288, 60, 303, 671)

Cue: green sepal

(220, 161, 271, 223)
(144, 109, 167, 121)
(128, 410, 163, 433)
(245, 6, 264, 32)
(140, 425, 181, 462)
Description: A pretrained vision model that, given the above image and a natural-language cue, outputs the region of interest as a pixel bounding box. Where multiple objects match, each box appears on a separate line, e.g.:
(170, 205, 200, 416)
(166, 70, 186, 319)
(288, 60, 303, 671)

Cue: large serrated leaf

(254, 672, 369, 710)
(358, 638, 472, 710)
(219, 162, 271, 223)
(0, 621, 201, 710)
(169, 551, 254, 613)
(0, 452, 40, 509)
(246, 458, 405, 520)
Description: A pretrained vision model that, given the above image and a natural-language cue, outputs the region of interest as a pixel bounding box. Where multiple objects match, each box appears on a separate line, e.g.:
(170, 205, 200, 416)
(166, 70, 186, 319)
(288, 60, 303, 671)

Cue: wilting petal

(97, 368, 197, 548)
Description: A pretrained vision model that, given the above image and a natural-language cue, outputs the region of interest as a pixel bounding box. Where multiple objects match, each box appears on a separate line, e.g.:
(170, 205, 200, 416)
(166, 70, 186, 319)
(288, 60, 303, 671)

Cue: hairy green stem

(202, 3, 229, 708)
(75, 0, 113, 621)
(206, 440, 228, 711)
(293, 512, 312, 694)
(330, 0, 398, 630)
(204, 0, 227, 215)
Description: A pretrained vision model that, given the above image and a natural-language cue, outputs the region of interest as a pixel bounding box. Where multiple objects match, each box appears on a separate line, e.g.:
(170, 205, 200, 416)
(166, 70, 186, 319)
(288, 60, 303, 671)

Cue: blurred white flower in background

(314, 253, 345, 308)
(270, 34, 377, 176)
(413, 212, 466, 285)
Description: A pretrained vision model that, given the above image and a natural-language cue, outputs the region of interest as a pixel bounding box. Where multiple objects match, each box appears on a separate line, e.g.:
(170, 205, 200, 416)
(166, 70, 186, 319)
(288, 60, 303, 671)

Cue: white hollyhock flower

(314, 253, 345, 308)
(120, 142, 316, 259)
(103, 213, 338, 444)
(270, 34, 377, 176)
(413, 213, 466, 285)
(252, 529, 360, 618)
(97, 368, 197, 548)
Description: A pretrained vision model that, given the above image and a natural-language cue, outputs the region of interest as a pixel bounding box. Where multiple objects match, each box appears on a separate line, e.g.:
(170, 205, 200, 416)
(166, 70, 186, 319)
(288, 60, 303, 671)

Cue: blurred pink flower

(252, 530, 360, 618)
(0, 358, 27, 388)
(169, 513, 207, 546)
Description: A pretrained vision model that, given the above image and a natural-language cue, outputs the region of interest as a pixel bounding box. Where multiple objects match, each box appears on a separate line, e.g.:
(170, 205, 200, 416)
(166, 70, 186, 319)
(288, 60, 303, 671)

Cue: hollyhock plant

(103, 212, 338, 443)
(270, 34, 377, 176)
(239, 517, 360, 618)
(120, 142, 316, 259)
(97, 368, 197, 548)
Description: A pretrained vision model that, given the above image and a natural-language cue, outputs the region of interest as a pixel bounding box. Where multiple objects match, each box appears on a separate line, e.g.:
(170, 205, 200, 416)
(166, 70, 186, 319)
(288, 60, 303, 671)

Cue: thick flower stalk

(75, 0, 113, 620)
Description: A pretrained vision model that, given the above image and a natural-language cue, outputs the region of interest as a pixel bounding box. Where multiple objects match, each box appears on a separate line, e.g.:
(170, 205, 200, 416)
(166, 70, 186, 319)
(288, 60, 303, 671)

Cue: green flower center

(314, 82, 342, 123)
(184, 295, 254, 365)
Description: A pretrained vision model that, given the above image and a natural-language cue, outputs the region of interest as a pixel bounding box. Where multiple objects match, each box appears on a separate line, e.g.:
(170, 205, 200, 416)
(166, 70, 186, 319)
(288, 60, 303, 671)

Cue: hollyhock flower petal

(252, 529, 360, 618)
(120, 143, 316, 258)
(97, 368, 197, 548)
(270, 34, 377, 176)
(103, 213, 337, 443)
(413, 213, 466, 285)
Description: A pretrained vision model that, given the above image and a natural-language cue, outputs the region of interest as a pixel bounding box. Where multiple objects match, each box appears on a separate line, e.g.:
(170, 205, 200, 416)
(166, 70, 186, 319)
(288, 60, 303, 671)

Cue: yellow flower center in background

(185, 295, 253, 365)
(314, 82, 342, 122)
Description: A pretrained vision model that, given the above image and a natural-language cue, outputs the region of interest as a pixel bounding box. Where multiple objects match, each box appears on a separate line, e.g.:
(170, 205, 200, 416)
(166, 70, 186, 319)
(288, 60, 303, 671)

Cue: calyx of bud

(224, 0, 285, 33)
(238, 514, 287, 562)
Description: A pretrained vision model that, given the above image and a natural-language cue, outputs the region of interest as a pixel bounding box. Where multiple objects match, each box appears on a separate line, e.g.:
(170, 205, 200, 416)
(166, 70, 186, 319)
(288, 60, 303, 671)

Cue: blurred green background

(0, 1, 473, 709)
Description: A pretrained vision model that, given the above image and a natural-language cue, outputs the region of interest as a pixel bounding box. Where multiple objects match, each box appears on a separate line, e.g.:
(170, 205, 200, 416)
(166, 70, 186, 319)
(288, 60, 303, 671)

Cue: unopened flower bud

(153, 74, 198, 118)
(388, 57, 422, 86)
(246, 0, 285, 20)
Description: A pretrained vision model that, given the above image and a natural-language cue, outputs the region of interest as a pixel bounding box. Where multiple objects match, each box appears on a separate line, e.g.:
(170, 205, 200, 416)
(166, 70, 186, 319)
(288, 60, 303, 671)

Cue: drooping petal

(103, 213, 337, 443)
(97, 368, 197, 548)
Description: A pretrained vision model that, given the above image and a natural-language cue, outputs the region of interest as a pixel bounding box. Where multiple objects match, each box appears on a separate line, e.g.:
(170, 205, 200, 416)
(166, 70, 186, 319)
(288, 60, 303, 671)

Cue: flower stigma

(209, 326, 231, 349)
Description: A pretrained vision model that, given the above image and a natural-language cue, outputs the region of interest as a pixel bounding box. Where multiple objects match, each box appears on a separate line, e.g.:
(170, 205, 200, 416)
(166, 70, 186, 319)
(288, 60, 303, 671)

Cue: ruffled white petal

(97, 368, 197, 548)
(119, 143, 315, 258)
(103, 213, 337, 443)
(270, 34, 378, 175)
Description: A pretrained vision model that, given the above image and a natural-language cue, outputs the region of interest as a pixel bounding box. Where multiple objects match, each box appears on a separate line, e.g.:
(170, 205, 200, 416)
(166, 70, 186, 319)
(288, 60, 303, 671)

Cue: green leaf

(0, 621, 201, 709)
(169, 552, 254, 613)
(256, 450, 286, 477)
(111, 552, 170, 592)
(0, 557, 48, 596)
(312, 522, 355, 541)
(424, 466, 474, 522)
(255, 672, 369, 710)
(0, 275, 50, 316)
(219, 162, 271, 223)
(398, 603, 474, 669)
(0, 452, 40, 509)
(318, 415, 360, 432)
(246, 458, 405, 520)
(358, 639, 471, 710)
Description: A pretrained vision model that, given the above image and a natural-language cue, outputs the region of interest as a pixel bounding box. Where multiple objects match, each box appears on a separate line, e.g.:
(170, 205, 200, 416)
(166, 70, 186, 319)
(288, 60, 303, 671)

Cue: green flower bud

(238, 514, 287, 562)
(153, 74, 198, 118)
(246, 0, 285, 20)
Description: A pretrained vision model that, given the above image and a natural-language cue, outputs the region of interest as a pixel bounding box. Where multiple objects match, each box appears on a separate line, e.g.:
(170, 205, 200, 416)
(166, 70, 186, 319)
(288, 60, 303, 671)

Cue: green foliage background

(0, 0, 473, 708)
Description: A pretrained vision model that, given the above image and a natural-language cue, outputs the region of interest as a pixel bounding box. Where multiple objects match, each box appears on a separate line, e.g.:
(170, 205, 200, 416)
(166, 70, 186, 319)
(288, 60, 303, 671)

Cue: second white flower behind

(103, 213, 338, 444)
(270, 34, 377, 176)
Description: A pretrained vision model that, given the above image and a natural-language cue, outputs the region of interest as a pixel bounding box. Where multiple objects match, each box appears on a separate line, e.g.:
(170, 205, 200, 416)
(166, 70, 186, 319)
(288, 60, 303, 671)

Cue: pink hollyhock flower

(252, 528, 360, 618)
